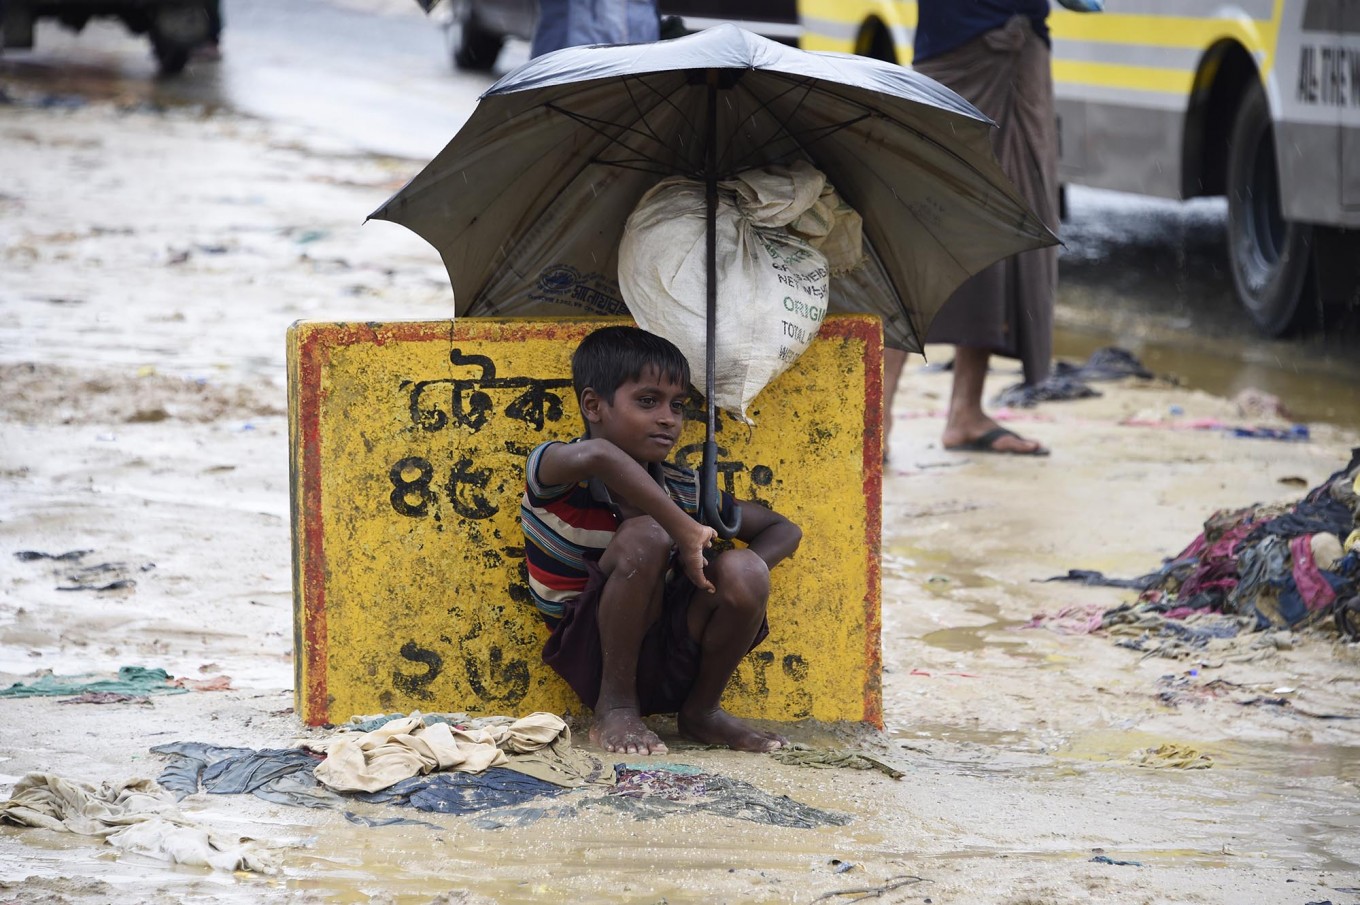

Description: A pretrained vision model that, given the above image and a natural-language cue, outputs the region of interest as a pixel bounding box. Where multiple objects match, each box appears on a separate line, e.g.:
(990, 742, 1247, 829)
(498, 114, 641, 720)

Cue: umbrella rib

(755, 71, 1033, 200)
(619, 77, 663, 146)
(588, 157, 677, 177)
(729, 116, 872, 174)
(618, 76, 691, 169)
(624, 75, 703, 169)
(544, 101, 682, 173)
(718, 80, 870, 175)
(717, 78, 820, 173)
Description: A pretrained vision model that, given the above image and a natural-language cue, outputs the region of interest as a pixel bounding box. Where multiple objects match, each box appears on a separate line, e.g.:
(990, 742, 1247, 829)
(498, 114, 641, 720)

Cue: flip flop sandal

(945, 427, 1050, 457)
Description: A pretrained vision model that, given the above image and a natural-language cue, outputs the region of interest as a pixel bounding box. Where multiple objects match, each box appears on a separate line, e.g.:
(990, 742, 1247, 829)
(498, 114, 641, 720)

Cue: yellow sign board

(288, 317, 882, 727)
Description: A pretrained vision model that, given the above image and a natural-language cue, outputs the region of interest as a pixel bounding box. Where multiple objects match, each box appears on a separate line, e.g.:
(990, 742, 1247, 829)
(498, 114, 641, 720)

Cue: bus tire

(1226, 81, 1315, 336)
(152, 38, 191, 76)
(447, 1, 502, 72)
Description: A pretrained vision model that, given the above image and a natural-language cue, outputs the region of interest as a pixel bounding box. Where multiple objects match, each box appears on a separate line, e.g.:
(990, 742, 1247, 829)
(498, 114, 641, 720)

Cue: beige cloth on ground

(304, 711, 570, 793)
(0, 773, 275, 873)
(499, 734, 615, 788)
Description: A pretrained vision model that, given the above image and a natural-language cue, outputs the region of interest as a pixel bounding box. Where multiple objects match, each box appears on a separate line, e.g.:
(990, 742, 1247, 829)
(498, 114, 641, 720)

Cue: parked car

(438, 0, 797, 72)
(0, 0, 209, 75)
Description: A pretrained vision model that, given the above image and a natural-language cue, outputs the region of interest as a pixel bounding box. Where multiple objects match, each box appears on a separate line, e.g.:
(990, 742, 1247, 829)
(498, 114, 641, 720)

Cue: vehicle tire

(447, 1, 502, 71)
(860, 21, 896, 64)
(1226, 80, 1315, 336)
(152, 37, 191, 76)
(148, 3, 207, 77)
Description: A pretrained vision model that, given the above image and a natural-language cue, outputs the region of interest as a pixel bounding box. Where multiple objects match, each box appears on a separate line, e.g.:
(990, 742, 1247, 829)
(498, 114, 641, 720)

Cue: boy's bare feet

(590, 707, 668, 755)
(679, 706, 786, 753)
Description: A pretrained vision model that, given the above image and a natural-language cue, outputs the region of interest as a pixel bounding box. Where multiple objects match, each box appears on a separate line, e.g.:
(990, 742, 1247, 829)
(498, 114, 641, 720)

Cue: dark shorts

(541, 558, 769, 716)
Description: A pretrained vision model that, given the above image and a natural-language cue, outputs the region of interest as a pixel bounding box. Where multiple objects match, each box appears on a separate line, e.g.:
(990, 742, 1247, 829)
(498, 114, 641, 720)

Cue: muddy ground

(1, 92, 1359, 904)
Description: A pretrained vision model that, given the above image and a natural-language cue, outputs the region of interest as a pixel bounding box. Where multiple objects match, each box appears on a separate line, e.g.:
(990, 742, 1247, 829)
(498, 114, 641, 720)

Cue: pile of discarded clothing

(1051, 448, 1360, 641)
(151, 711, 847, 830)
(2, 711, 853, 873)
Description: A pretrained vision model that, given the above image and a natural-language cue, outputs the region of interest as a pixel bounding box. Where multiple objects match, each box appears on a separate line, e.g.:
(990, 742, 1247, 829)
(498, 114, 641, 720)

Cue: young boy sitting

(520, 326, 802, 755)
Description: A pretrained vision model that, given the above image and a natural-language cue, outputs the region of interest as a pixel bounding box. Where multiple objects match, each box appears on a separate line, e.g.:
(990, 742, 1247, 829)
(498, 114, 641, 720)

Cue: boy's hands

(675, 520, 718, 593)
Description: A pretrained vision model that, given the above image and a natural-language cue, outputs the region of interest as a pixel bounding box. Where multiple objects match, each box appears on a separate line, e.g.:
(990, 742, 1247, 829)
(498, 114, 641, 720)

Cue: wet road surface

(4, 16, 1360, 900)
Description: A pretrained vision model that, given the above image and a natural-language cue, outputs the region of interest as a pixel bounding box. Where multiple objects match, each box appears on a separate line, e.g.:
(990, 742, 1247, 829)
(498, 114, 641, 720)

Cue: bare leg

(941, 345, 1046, 454)
(882, 347, 908, 462)
(677, 549, 786, 753)
(591, 517, 671, 755)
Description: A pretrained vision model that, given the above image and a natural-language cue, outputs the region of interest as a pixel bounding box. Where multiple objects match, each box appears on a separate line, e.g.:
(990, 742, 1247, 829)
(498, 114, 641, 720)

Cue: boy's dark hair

(571, 326, 691, 404)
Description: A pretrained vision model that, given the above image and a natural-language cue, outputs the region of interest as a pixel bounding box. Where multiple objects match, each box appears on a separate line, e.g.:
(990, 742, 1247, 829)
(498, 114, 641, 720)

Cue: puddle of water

(1053, 322, 1360, 429)
(881, 726, 1360, 872)
(275, 816, 866, 904)
(918, 621, 1032, 654)
(880, 541, 995, 591)
(1056, 186, 1360, 430)
(895, 590, 1040, 655)
(1050, 727, 1360, 783)
(1031, 729, 1360, 870)
(888, 722, 1030, 748)
(921, 844, 1234, 869)
(1217, 737, 1360, 785)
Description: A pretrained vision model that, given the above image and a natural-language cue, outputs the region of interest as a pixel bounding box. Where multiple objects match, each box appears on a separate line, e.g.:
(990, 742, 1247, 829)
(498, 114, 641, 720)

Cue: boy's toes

(679, 707, 786, 753)
(756, 730, 787, 751)
(592, 708, 665, 755)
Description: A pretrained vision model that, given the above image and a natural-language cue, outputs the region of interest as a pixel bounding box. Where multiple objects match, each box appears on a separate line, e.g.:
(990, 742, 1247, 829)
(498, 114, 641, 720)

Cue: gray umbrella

(369, 24, 1057, 534)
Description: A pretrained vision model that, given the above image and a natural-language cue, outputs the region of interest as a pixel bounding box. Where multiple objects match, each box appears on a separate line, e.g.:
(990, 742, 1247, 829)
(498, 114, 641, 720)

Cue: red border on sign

(294, 327, 328, 724)
(851, 318, 884, 728)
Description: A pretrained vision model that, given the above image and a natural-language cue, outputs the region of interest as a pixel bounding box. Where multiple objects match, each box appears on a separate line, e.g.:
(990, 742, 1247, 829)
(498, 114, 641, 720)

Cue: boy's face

(582, 365, 688, 464)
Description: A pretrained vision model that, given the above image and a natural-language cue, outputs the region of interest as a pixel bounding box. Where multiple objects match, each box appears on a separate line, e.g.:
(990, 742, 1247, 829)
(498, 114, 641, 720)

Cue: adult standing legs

(885, 14, 1058, 458)
(882, 346, 1045, 457)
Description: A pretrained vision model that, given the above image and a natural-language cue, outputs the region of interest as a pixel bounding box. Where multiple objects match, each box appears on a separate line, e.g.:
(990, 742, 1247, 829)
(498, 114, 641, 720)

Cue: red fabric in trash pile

(1171, 521, 1256, 601)
(1289, 534, 1337, 612)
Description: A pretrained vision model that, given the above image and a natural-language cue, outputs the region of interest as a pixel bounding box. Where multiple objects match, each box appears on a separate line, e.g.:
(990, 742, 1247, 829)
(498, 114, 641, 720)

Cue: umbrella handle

(700, 439, 742, 539)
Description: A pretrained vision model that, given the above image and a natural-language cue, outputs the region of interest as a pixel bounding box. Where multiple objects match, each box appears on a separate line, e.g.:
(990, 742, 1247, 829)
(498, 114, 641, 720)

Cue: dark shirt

(914, 0, 1051, 63)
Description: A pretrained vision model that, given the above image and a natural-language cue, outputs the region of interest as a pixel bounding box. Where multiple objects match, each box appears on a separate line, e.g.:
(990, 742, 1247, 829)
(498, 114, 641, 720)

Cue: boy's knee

(606, 516, 673, 571)
(710, 548, 770, 605)
(614, 516, 671, 551)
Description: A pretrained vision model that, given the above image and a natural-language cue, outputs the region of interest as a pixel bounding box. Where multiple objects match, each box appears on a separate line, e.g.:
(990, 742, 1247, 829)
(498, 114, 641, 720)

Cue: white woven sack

(618, 160, 861, 424)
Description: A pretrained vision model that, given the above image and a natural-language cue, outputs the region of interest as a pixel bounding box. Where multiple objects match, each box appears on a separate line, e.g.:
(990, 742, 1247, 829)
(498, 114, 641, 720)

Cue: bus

(797, 1, 1360, 336)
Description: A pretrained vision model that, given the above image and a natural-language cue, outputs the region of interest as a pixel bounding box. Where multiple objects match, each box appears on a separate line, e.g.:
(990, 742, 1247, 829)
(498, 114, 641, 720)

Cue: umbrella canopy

(369, 24, 1057, 355)
(370, 25, 1059, 536)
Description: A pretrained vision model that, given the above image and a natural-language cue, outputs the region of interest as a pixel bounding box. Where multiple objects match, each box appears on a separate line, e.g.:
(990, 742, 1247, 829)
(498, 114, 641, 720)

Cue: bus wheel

(446, 0, 503, 71)
(1226, 81, 1315, 336)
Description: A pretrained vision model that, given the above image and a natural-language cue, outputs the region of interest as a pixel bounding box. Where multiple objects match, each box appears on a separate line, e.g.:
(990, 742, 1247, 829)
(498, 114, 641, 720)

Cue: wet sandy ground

(2, 77, 1360, 905)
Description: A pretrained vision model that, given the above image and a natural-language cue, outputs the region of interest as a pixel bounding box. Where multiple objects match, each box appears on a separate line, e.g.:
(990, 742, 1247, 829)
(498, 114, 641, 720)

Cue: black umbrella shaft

(705, 78, 717, 443)
(702, 72, 740, 540)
